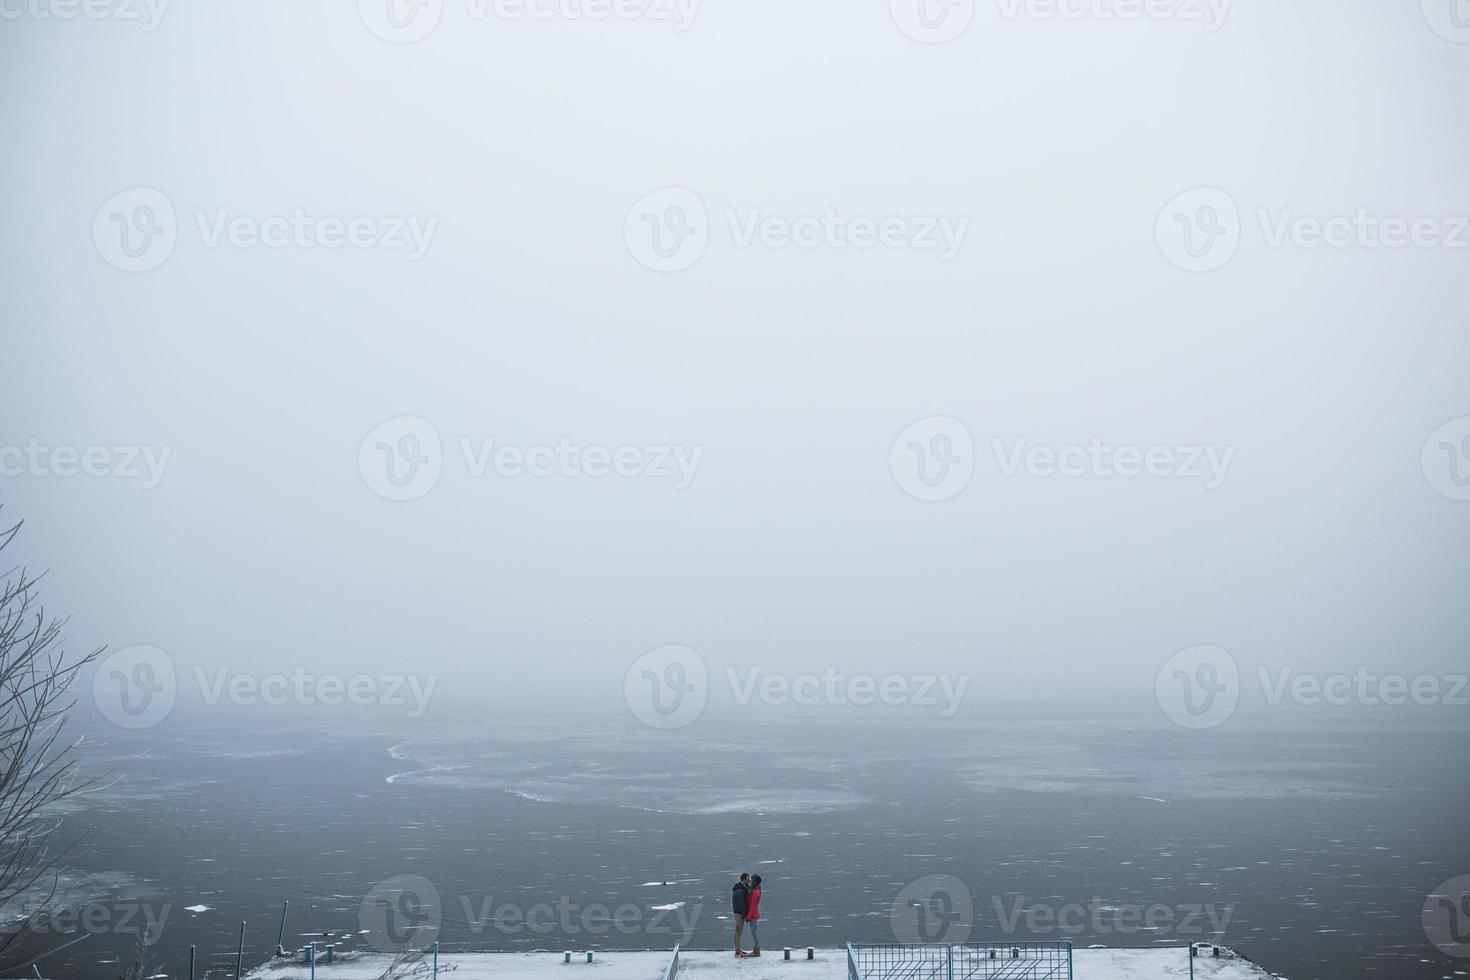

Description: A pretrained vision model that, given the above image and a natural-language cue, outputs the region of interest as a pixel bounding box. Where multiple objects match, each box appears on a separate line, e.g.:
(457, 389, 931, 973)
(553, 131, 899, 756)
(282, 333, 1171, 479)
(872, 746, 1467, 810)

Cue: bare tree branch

(0, 514, 103, 968)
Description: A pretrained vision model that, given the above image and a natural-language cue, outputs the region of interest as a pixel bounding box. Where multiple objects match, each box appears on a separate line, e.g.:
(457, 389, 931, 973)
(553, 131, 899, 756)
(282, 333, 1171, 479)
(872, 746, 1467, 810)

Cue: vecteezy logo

(891, 875, 973, 944)
(1156, 188, 1240, 273)
(1422, 0, 1470, 42)
(624, 644, 708, 729)
(360, 875, 441, 953)
(92, 645, 176, 729)
(93, 188, 177, 273)
(358, 416, 443, 501)
(1424, 875, 1470, 957)
(359, 0, 443, 42)
(624, 188, 708, 273)
(1422, 417, 1470, 502)
(889, 416, 975, 502)
(1156, 645, 1239, 730)
(889, 0, 975, 43)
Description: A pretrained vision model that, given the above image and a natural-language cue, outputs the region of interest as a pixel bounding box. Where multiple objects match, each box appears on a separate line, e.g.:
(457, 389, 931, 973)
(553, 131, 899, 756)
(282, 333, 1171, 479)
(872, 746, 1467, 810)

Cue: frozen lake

(10, 708, 1467, 979)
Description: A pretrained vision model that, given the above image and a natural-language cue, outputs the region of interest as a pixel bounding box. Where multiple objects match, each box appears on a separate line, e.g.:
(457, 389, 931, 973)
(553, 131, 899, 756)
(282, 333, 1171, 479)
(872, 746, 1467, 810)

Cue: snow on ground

(241, 946, 1283, 980)
(246, 949, 671, 980)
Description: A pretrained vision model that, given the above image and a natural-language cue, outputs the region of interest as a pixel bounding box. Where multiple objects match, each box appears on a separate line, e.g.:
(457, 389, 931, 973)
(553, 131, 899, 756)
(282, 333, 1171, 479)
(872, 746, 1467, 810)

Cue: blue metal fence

(850, 943, 1072, 980)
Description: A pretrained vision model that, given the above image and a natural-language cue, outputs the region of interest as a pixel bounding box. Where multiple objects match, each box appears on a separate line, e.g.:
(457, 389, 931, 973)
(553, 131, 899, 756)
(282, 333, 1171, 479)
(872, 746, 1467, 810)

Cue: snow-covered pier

(243, 946, 1283, 980)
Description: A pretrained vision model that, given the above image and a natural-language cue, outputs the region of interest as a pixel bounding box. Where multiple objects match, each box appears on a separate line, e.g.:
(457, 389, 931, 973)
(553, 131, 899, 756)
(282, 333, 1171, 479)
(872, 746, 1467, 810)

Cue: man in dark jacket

(732, 873, 751, 956)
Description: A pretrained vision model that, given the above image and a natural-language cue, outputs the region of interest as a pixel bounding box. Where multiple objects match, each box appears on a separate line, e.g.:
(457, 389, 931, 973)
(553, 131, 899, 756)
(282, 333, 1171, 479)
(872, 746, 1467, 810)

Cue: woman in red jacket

(740, 875, 763, 957)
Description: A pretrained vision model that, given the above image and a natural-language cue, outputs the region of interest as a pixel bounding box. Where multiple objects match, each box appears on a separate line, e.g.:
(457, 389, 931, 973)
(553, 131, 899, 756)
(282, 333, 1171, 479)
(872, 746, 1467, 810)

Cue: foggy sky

(2, 0, 1468, 718)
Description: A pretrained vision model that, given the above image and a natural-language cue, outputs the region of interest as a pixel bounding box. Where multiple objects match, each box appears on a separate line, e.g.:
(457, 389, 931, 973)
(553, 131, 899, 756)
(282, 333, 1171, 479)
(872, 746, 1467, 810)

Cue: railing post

(433, 940, 439, 978)
(188, 945, 195, 980)
(236, 921, 246, 979)
(309, 943, 316, 980)
(277, 900, 290, 950)
(946, 944, 953, 980)
(1067, 941, 1073, 980)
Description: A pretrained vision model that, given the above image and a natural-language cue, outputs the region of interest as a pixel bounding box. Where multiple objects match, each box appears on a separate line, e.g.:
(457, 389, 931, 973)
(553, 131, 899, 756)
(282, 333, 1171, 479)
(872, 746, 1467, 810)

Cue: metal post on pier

(1189, 943, 1195, 980)
(433, 940, 440, 979)
(1066, 942, 1073, 980)
(236, 921, 246, 979)
(945, 945, 953, 980)
(277, 900, 290, 951)
(308, 943, 316, 980)
(188, 945, 196, 980)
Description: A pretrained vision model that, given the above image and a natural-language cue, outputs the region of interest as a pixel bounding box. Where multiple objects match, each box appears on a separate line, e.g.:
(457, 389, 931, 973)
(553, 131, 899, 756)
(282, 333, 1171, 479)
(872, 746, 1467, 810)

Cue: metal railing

(662, 944, 682, 980)
(850, 943, 1072, 980)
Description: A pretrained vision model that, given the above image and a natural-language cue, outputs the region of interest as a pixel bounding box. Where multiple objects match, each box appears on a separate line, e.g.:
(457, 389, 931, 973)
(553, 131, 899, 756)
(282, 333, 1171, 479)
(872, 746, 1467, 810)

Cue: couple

(730, 873, 764, 958)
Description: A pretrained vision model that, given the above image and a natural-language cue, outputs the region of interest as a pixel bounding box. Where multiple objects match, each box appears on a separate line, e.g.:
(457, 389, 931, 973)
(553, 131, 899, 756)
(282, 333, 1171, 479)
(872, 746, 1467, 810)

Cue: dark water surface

(12, 709, 1469, 980)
